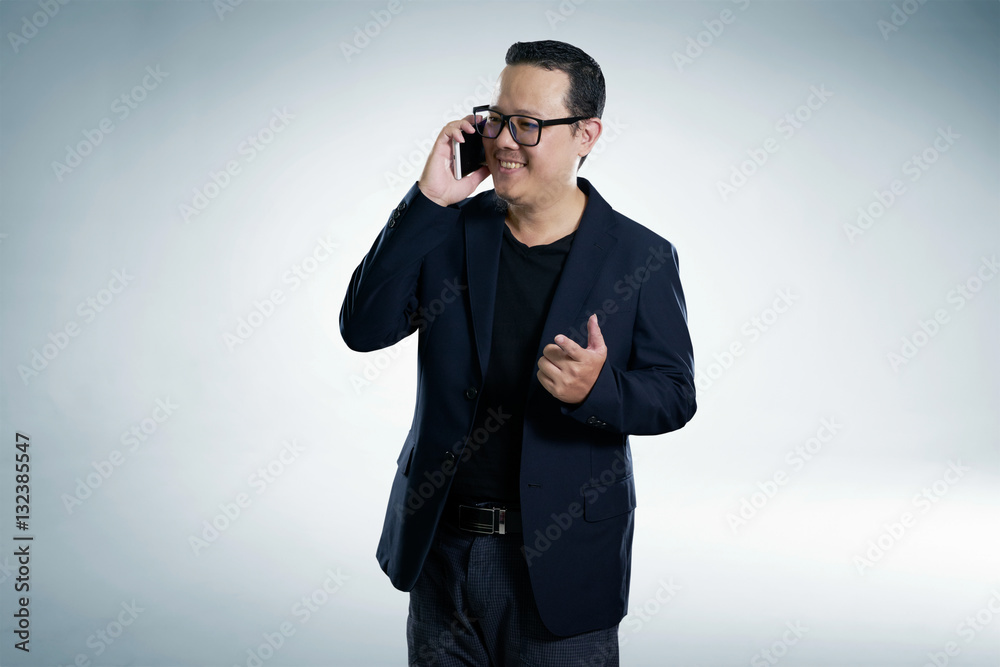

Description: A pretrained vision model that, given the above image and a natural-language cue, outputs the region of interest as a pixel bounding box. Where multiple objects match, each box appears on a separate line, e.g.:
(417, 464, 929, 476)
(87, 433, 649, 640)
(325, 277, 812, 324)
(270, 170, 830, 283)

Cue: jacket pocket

(582, 475, 636, 522)
(396, 433, 415, 477)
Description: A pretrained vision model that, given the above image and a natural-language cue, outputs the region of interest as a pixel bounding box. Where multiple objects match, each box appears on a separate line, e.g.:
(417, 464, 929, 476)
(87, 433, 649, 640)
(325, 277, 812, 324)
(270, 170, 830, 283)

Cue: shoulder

(456, 187, 504, 217)
(581, 178, 679, 262)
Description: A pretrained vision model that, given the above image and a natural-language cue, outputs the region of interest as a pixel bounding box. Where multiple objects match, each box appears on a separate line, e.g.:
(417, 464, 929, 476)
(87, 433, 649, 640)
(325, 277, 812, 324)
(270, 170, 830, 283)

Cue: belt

(447, 500, 522, 535)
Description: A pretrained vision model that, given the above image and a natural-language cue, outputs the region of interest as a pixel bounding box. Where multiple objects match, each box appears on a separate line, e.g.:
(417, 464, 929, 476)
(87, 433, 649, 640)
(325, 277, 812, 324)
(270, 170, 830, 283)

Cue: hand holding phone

(417, 115, 490, 208)
(452, 128, 486, 180)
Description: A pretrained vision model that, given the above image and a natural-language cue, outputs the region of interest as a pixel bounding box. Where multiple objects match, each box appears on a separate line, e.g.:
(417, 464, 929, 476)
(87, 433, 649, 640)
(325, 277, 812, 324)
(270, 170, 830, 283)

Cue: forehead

(492, 64, 571, 117)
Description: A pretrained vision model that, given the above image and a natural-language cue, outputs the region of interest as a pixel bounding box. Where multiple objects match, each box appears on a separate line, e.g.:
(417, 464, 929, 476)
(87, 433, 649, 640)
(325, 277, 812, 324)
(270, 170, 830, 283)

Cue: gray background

(1, 0, 998, 665)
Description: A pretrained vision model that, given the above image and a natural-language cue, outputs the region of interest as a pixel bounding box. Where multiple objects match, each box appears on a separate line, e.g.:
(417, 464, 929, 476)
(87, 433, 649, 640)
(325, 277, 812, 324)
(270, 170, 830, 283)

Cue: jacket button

(587, 416, 597, 425)
(444, 450, 456, 462)
(397, 202, 407, 213)
(465, 387, 478, 400)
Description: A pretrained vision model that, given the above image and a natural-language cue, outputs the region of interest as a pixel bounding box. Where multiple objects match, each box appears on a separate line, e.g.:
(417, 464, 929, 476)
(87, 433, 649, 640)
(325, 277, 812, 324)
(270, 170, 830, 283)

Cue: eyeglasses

(472, 104, 589, 147)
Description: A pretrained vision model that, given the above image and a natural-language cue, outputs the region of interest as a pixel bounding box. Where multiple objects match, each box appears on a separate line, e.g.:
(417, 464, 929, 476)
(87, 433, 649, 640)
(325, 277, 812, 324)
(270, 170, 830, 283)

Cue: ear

(576, 117, 603, 158)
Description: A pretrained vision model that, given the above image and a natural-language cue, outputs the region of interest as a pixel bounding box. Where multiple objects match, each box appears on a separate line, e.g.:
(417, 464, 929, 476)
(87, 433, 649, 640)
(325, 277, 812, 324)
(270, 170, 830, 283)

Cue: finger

(536, 366, 554, 390)
(537, 354, 561, 376)
(450, 116, 477, 141)
(431, 132, 457, 166)
(440, 120, 467, 145)
(542, 343, 569, 365)
(586, 314, 606, 352)
(553, 333, 584, 360)
(462, 165, 491, 186)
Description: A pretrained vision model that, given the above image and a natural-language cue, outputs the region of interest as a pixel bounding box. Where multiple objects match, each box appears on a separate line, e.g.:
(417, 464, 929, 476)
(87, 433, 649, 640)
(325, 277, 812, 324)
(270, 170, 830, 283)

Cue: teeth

(500, 161, 524, 169)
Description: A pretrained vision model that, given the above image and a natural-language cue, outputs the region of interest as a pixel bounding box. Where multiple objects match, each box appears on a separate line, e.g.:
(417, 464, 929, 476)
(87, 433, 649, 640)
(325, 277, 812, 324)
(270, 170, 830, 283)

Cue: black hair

(504, 40, 605, 168)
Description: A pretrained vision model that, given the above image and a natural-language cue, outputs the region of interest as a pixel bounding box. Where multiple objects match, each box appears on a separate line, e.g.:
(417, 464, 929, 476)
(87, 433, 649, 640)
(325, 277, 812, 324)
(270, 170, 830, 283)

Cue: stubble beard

(487, 189, 511, 215)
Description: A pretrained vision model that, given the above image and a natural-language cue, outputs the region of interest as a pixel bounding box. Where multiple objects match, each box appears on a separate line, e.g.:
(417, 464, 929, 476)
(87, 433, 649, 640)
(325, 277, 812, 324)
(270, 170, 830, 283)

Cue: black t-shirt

(448, 222, 576, 504)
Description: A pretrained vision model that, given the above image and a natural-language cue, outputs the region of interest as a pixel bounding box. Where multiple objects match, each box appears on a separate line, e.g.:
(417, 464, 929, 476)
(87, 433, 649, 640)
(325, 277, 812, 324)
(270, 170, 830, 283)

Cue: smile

(499, 161, 525, 169)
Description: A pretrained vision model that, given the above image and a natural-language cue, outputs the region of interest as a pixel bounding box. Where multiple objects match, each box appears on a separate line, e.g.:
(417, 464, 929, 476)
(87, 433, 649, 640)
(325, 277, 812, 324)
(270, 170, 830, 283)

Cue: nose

(492, 120, 519, 151)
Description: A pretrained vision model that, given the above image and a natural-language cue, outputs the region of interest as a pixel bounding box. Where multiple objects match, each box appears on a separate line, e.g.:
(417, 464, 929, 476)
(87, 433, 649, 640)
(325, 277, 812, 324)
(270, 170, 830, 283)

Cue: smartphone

(452, 129, 486, 180)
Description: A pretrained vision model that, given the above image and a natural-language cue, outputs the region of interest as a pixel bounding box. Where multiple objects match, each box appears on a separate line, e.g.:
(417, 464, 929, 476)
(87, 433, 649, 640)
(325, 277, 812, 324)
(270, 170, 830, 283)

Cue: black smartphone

(452, 129, 486, 180)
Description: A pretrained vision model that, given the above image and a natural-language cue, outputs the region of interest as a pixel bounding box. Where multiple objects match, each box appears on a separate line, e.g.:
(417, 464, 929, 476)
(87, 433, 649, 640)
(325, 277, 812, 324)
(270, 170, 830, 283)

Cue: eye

(513, 117, 539, 132)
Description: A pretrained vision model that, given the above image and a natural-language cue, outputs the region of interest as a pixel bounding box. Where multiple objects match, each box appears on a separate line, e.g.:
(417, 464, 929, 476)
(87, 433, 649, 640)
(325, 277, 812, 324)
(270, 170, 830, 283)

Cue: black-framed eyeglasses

(472, 104, 589, 147)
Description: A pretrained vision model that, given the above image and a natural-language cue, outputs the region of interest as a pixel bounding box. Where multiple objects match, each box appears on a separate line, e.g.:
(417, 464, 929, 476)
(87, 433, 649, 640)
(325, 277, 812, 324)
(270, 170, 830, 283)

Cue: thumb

(464, 165, 491, 189)
(586, 313, 605, 352)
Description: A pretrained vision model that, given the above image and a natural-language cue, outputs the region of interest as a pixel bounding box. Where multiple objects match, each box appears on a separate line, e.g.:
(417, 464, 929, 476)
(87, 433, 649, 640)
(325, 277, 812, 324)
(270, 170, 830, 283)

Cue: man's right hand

(417, 115, 490, 208)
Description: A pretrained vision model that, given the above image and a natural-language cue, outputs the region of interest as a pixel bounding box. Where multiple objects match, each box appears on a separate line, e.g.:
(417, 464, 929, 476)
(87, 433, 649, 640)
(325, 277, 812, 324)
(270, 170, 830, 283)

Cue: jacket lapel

(464, 202, 504, 381)
(532, 179, 618, 380)
(463, 178, 619, 385)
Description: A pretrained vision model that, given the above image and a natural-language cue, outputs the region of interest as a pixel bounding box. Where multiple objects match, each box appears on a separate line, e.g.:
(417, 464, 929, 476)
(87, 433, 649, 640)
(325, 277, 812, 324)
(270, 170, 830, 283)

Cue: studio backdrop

(1, 1, 998, 665)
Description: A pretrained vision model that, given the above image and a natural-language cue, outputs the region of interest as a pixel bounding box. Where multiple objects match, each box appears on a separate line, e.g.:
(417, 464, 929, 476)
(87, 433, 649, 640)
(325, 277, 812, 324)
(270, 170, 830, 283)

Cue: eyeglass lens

(475, 110, 541, 146)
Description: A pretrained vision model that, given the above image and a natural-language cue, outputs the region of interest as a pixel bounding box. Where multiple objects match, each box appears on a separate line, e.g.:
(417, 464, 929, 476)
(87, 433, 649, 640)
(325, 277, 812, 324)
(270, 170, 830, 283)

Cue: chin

(487, 190, 510, 214)
(494, 181, 527, 207)
(495, 190, 525, 209)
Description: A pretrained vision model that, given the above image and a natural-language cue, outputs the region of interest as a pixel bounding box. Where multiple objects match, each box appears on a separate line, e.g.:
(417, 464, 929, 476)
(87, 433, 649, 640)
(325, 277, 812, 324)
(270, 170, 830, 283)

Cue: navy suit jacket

(340, 177, 696, 637)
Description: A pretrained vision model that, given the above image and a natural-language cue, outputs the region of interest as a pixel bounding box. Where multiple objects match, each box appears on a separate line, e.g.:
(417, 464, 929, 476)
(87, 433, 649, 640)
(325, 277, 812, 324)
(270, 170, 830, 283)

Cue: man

(340, 40, 696, 665)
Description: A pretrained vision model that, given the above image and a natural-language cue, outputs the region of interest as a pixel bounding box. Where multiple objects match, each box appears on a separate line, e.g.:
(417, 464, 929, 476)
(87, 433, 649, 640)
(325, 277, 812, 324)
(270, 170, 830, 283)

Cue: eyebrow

(491, 106, 544, 117)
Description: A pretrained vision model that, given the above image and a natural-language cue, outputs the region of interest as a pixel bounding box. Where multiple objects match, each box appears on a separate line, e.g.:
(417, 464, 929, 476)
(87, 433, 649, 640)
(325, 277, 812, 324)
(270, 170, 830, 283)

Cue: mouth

(496, 157, 527, 172)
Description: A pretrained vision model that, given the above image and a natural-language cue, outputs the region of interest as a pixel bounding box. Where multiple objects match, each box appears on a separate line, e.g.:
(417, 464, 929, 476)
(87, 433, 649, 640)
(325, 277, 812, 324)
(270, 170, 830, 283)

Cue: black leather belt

(448, 501, 522, 535)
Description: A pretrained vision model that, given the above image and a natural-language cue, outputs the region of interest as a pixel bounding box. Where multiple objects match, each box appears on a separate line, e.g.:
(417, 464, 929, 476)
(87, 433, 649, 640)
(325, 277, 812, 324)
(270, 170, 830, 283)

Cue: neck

(505, 181, 587, 247)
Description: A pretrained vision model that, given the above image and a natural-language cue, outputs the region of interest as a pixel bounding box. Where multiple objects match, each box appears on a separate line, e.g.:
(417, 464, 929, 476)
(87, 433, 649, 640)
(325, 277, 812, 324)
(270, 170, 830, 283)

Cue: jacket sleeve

(339, 182, 462, 352)
(560, 242, 696, 436)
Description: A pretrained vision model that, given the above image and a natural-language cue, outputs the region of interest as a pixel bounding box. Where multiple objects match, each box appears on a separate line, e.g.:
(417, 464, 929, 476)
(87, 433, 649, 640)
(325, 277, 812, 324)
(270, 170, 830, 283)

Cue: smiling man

(340, 40, 696, 665)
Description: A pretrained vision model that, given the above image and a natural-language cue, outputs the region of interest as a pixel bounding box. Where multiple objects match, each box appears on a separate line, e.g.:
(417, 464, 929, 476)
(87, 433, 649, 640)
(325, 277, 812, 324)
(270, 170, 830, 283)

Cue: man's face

(484, 64, 589, 208)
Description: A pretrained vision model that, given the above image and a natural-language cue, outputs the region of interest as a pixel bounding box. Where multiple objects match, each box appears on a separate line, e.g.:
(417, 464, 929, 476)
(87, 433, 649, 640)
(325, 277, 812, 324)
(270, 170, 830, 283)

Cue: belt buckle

(458, 504, 506, 535)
